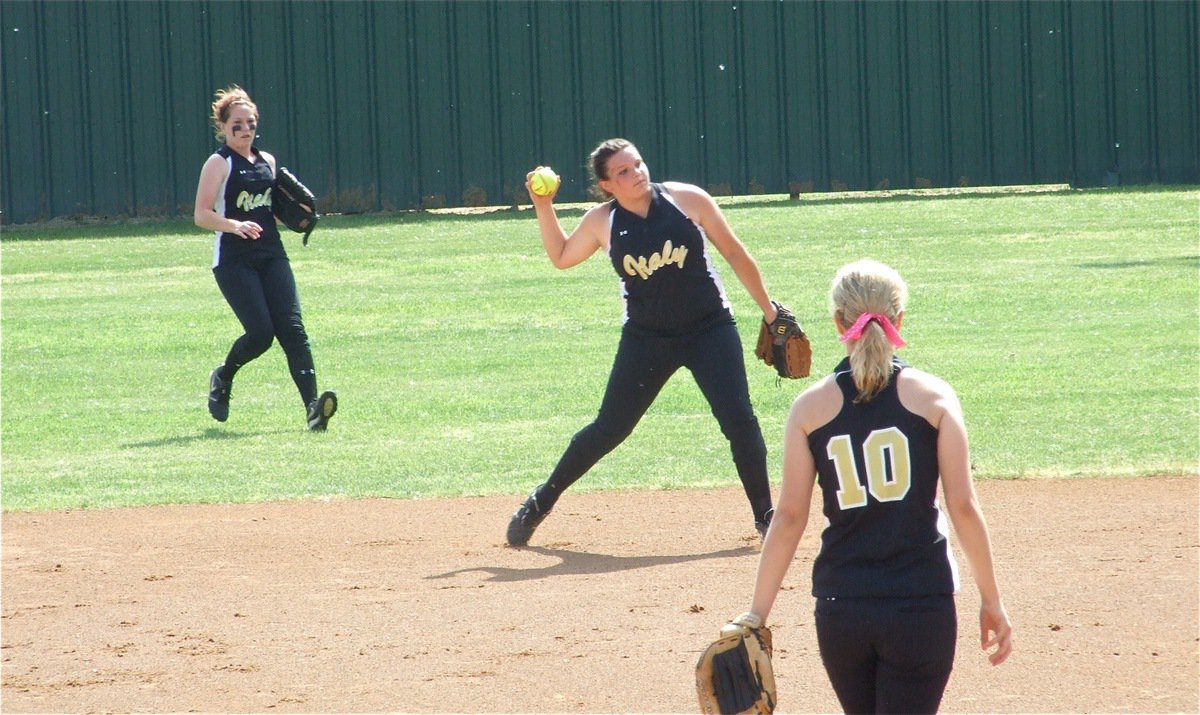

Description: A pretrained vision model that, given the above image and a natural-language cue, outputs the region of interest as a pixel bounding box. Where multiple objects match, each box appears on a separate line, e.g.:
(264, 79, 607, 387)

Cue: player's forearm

(949, 502, 1004, 606)
(535, 205, 571, 268)
(749, 510, 807, 620)
(194, 208, 240, 234)
(727, 252, 774, 317)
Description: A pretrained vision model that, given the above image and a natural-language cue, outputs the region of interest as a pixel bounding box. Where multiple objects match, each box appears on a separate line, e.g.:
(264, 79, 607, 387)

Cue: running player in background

(741, 259, 1012, 713)
(193, 85, 337, 431)
(507, 138, 780, 546)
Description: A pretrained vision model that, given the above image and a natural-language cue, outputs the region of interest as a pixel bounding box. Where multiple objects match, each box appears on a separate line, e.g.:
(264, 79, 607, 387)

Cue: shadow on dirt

(426, 544, 756, 583)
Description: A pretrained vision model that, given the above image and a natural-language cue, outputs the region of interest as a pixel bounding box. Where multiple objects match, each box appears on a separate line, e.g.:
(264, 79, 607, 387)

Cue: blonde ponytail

(829, 260, 909, 403)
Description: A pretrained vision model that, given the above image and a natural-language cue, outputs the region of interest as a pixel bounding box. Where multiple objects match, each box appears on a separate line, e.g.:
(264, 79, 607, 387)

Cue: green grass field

(2, 186, 1197, 511)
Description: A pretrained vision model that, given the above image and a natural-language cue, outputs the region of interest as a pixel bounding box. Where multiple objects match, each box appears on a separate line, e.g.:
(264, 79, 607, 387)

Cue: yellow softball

(529, 166, 560, 197)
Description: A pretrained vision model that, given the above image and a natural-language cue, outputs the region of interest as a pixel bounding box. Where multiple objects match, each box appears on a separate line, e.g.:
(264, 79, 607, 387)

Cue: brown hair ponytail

(209, 85, 257, 143)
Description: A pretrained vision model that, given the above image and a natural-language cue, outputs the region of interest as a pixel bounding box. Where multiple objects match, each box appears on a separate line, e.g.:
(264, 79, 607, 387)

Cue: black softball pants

(815, 595, 958, 714)
(212, 254, 318, 406)
(533, 320, 773, 522)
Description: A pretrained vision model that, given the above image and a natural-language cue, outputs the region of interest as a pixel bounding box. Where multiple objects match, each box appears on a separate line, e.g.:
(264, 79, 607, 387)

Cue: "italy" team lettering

(623, 239, 688, 280)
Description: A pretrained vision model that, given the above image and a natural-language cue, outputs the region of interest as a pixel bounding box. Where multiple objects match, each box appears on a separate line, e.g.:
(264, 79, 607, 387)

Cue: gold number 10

(825, 427, 912, 510)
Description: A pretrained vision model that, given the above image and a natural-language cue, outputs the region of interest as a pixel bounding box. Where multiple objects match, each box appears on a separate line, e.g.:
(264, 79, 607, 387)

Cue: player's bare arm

(929, 374, 1014, 666)
(663, 181, 777, 322)
(532, 201, 607, 270)
(748, 389, 822, 622)
(194, 154, 262, 239)
(527, 179, 606, 269)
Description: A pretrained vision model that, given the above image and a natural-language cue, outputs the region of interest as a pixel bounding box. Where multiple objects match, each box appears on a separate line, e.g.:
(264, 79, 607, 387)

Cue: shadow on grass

(1077, 255, 1198, 270)
(426, 544, 756, 583)
(123, 427, 295, 449)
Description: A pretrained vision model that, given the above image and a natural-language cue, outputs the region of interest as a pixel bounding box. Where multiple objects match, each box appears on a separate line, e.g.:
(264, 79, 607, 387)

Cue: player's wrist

(730, 611, 764, 630)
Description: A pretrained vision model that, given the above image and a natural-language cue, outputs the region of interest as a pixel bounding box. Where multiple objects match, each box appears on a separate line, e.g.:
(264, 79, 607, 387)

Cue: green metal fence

(1, 0, 1196, 225)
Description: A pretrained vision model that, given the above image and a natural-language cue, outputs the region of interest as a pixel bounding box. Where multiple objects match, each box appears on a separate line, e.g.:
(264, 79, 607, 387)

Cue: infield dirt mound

(2, 476, 1196, 713)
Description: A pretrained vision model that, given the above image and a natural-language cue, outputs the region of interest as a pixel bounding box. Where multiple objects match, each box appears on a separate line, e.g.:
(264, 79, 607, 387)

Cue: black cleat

(307, 391, 338, 431)
(208, 367, 232, 422)
(755, 508, 775, 541)
(506, 491, 550, 547)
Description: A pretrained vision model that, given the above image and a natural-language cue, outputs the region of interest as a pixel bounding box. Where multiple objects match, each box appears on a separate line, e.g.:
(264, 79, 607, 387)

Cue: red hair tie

(839, 312, 906, 347)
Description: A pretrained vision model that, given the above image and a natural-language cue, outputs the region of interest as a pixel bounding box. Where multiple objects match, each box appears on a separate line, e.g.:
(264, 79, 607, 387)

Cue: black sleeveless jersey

(606, 183, 733, 335)
(210, 144, 284, 267)
(808, 357, 959, 598)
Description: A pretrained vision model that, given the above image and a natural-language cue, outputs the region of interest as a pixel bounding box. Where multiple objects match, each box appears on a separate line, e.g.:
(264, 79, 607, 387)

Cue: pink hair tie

(840, 312, 906, 348)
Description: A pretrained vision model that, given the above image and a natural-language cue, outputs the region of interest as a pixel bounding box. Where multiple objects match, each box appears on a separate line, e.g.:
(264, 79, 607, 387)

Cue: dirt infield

(2, 476, 1196, 714)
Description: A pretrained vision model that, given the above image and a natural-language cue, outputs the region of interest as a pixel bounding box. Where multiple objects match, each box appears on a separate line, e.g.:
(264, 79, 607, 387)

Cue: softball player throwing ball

(507, 138, 781, 546)
(193, 86, 337, 431)
(741, 259, 1012, 713)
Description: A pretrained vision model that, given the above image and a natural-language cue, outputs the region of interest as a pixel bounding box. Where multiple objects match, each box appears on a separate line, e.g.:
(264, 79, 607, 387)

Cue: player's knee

(725, 418, 767, 463)
(276, 331, 310, 356)
(581, 419, 633, 451)
(244, 332, 274, 357)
